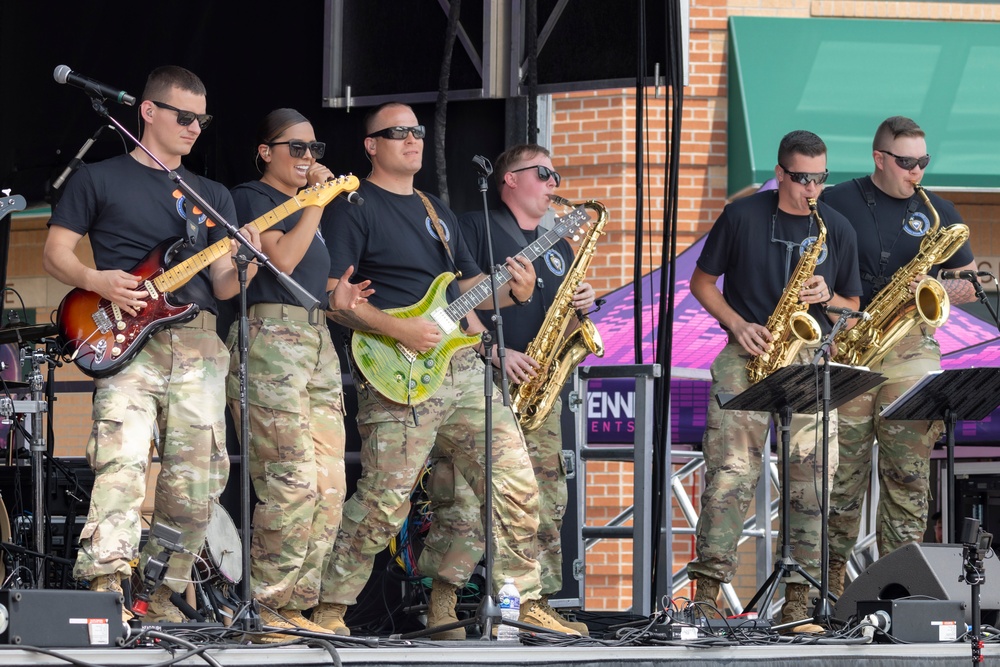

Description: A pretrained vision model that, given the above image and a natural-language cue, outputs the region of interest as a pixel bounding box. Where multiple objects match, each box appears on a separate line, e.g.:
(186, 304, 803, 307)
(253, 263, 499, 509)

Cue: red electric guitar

(57, 176, 358, 377)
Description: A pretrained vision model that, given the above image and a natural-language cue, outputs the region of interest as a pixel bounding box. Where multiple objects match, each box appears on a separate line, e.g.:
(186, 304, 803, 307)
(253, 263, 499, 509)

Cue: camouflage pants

(829, 327, 943, 562)
(74, 322, 230, 593)
(322, 347, 542, 604)
(687, 343, 838, 584)
(420, 396, 567, 595)
(225, 313, 346, 611)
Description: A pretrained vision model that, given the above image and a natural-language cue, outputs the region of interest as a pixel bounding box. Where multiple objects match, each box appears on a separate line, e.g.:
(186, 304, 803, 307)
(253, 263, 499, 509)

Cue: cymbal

(0, 323, 58, 346)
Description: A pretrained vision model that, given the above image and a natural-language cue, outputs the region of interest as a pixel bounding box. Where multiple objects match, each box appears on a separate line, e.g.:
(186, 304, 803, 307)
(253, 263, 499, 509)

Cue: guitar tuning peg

(1, 189, 9, 197)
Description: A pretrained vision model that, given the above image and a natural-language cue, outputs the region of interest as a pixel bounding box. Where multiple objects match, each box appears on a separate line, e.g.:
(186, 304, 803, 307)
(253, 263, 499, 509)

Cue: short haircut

(495, 143, 551, 189)
(363, 102, 413, 135)
(257, 108, 310, 145)
(777, 130, 827, 165)
(873, 116, 925, 151)
(141, 65, 206, 102)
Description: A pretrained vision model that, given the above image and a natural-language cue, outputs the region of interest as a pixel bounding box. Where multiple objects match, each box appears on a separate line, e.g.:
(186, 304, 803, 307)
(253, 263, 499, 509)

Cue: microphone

(53, 65, 136, 106)
(472, 155, 493, 177)
(342, 191, 364, 206)
(825, 305, 871, 321)
(53, 125, 111, 190)
(940, 269, 991, 280)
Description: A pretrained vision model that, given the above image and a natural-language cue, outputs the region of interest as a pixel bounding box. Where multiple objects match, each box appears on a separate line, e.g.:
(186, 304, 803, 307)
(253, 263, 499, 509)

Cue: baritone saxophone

(512, 197, 607, 432)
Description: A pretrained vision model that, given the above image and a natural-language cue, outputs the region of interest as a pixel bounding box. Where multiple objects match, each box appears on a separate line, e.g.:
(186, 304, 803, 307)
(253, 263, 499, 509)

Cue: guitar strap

(415, 189, 460, 276)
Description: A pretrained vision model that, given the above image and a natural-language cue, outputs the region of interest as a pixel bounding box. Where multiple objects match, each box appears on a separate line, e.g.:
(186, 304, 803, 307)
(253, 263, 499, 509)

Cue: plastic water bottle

(496, 577, 520, 641)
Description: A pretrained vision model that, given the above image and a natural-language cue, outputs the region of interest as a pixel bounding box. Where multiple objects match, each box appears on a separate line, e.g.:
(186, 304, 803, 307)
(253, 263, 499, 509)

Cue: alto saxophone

(745, 198, 825, 384)
(512, 197, 607, 432)
(833, 183, 969, 367)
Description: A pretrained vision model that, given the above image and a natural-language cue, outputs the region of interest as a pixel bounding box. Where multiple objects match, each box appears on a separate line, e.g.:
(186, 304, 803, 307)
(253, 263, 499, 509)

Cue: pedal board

(671, 617, 772, 639)
(0, 590, 127, 647)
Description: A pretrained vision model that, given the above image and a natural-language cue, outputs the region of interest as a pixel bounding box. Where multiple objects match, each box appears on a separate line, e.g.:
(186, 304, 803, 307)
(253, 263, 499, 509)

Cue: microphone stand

(969, 276, 1000, 331)
(810, 311, 853, 628)
(475, 156, 507, 640)
(82, 92, 317, 632)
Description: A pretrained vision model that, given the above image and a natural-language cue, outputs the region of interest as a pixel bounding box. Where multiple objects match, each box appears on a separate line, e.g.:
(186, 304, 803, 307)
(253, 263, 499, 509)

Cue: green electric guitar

(352, 205, 592, 405)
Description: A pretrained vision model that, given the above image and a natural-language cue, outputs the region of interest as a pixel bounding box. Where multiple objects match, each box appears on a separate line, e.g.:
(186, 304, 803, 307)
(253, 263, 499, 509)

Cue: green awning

(727, 16, 1000, 197)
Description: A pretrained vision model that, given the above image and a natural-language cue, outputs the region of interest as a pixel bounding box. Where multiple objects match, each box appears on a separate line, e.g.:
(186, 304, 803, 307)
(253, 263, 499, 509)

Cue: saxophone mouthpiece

(547, 194, 573, 207)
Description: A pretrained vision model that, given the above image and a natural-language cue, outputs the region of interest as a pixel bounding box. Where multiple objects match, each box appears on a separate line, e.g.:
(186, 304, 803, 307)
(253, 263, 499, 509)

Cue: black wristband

(509, 288, 532, 306)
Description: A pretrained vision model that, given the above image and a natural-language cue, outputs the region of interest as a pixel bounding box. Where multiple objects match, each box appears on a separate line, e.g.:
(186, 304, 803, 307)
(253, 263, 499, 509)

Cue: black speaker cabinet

(0, 590, 126, 646)
(836, 542, 1000, 625)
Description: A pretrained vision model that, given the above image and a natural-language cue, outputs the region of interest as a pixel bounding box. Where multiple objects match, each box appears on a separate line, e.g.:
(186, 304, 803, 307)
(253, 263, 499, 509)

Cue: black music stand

(719, 363, 884, 625)
(881, 367, 1000, 544)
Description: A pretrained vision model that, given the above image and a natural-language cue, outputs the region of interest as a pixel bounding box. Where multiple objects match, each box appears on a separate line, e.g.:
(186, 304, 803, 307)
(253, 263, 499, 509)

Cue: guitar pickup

(92, 309, 113, 334)
(430, 308, 457, 333)
(395, 343, 417, 363)
(144, 280, 158, 300)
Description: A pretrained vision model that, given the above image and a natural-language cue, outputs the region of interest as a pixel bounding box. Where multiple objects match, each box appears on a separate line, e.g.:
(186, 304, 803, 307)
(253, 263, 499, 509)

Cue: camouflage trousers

(688, 343, 838, 584)
(323, 347, 542, 604)
(419, 396, 568, 596)
(829, 327, 943, 562)
(74, 322, 230, 594)
(225, 311, 346, 611)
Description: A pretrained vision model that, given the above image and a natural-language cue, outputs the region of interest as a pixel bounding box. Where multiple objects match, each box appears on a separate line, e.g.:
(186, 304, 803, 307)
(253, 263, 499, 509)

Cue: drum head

(205, 502, 242, 584)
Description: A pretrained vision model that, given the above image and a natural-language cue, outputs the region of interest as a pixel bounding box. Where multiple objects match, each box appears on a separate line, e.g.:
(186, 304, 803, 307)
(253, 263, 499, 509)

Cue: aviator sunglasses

(267, 140, 327, 159)
(151, 100, 213, 129)
(779, 164, 829, 186)
(877, 149, 931, 171)
(510, 164, 562, 187)
(366, 125, 426, 140)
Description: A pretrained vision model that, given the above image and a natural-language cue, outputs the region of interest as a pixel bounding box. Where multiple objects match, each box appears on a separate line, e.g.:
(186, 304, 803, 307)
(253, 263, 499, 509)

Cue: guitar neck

(445, 225, 566, 321)
(153, 196, 307, 293)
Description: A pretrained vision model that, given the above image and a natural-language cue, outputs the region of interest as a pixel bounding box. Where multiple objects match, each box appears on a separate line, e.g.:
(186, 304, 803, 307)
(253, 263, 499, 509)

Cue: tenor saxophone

(745, 198, 825, 384)
(512, 197, 607, 432)
(833, 183, 969, 367)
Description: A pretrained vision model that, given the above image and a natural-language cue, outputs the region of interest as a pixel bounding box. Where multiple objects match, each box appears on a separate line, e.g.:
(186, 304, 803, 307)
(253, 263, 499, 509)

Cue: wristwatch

(509, 288, 532, 306)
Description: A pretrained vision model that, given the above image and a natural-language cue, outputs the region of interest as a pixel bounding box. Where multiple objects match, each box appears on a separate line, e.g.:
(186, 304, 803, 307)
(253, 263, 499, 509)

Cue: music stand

(881, 367, 1000, 544)
(719, 363, 884, 624)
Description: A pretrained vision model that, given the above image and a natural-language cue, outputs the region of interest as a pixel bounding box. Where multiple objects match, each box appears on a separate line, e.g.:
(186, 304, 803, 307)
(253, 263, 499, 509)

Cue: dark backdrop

(0, 1, 507, 214)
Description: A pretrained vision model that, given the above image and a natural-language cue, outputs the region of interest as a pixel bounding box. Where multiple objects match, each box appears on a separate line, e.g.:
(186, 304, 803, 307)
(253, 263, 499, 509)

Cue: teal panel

(727, 16, 1000, 195)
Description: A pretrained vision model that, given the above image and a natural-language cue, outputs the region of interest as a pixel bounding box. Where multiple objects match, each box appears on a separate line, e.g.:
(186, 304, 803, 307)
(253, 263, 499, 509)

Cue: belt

(175, 311, 217, 330)
(248, 303, 324, 326)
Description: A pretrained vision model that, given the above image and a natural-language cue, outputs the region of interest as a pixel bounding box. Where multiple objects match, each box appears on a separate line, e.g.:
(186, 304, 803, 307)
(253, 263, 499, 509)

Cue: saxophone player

(688, 131, 862, 631)
(417, 144, 594, 637)
(820, 116, 977, 596)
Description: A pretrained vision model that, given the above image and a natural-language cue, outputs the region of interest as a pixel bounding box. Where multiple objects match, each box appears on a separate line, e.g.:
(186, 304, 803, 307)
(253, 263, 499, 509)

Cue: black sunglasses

(779, 164, 829, 186)
(152, 100, 213, 129)
(267, 140, 326, 159)
(877, 149, 931, 171)
(366, 125, 426, 140)
(510, 164, 561, 187)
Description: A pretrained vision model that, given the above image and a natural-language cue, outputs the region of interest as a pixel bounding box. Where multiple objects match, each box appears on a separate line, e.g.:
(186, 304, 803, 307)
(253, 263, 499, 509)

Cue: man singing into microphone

(688, 130, 861, 632)
(820, 116, 977, 595)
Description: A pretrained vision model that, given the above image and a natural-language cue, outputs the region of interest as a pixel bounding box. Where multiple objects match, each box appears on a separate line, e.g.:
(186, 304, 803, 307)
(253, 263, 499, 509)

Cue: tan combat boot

(91, 572, 133, 623)
(538, 596, 589, 636)
(781, 583, 824, 634)
(426, 580, 466, 640)
(519, 598, 581, 636)
(145, 585, 185, 623)
(311, 602, 351, 636)
(828, 559, 847, 599)
(692, 576, 723, 618)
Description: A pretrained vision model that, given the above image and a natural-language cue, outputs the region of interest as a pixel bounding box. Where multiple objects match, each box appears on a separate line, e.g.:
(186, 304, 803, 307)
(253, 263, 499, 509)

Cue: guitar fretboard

(443, 208, 586, 323)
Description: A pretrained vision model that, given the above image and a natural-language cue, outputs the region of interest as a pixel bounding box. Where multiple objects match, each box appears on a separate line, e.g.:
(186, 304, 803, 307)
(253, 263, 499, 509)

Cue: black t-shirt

(321, 180, 481, 311)
(698, 189, 862, 334)
(231, 181, 330, 305)
(460, 204, 576, 352)
(820, 176, 974, 308)
(49, 154, 234, 314)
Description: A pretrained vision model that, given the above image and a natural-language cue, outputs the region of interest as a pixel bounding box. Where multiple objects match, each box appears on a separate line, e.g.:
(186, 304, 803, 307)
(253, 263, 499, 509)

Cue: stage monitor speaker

(0, 590, 126, 647)
(836, 542, 1000, 625)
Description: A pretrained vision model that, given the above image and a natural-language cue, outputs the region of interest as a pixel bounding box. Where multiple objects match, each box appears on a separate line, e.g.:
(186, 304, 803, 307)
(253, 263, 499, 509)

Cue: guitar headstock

(296, 175, 361, 208)
(0, 191, 27, 216)
(553, 205, 595, 242)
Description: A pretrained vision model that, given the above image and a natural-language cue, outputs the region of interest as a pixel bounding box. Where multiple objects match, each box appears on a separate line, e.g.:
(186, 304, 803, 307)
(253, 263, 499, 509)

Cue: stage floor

(0, 635, 997, 667)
